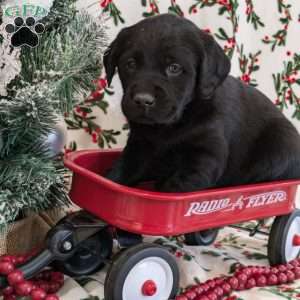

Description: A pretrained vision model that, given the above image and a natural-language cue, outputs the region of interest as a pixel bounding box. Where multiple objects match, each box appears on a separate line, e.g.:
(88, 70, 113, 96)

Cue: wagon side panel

(69, 174, 298, 236)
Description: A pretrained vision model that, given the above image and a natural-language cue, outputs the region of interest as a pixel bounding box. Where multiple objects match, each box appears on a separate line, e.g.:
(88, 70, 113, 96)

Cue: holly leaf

(65, 119, 80, 129)
(96, 101, 109, 114)
(218, 6, 227, 15)
(201, 250, 221, 257)
(229, 262, 241, 274)
(143, 11, 155, 18)
(104, 88, 114, 95)
(98, 136, 105, 148)
(189, 5, 197, 14)
(217, 28, 229, 39)
(287, 61, 293, 74)
(244, 252, 268, 260)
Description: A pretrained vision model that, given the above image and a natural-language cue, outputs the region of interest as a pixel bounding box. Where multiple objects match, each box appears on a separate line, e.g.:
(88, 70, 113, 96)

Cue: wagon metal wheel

(55, 228, 113, 276)
(268, 209, 300, 265)
(104, 243, 179, 300)
(185, 228, 219, 246)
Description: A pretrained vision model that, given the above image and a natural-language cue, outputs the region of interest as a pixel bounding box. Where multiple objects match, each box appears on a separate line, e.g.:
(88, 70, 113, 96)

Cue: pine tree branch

(41, 0, 78, 32)
(0, 82, 71, 228)
(15, 12, 107, 113)
(0, 83, 60, 158)
(0, 156, 70, 227)
(0, 1, 107, 227)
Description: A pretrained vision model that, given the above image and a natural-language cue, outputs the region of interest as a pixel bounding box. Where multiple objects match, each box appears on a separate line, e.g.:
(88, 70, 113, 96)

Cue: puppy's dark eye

(126, 59, 137, 71)
(166, 63, 183, 76)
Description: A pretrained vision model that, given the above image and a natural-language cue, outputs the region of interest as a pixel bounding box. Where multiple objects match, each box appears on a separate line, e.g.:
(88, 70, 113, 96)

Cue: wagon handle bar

(0, 249, 54, 289)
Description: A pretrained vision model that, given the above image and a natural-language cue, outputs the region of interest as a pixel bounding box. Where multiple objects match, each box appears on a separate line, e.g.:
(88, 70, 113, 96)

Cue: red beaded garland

(2, 285, 14, 295)
(15, 280, 34, 296)
(31, 288, 47, 300)
(0, 252, 64, 300)
(175, 258, 300, 300)
(45, 294, 60, 300)
(3, 295, 17, 300)
(228, 277, 239, 289)
(245, 278, 256, 289)
(7, 270, 24, 285)
(267, 273, 278, 285)
(294, 267, 300, 279)
(221, 282, 232, 294)
(0, 261, 15, 275)
(286, 270, 295, 282)
(3, 253, 300, 300)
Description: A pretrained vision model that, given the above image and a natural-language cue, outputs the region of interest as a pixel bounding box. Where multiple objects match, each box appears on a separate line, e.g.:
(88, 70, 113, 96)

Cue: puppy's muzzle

(130, 81, 167, 110)
(133, 93, 155, 107)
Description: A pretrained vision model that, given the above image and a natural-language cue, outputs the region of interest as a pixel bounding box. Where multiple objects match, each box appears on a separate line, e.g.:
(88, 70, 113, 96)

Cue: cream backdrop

(73, 0, 300, 149)
(1, 1, 300, 149)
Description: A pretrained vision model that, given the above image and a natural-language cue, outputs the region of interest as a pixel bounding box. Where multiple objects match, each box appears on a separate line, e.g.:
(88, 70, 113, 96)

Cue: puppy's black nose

(133, 93, 155, 107)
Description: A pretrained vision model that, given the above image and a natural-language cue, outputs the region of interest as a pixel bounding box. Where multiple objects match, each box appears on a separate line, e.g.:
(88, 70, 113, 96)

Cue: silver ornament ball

(45, 123, 67, 157)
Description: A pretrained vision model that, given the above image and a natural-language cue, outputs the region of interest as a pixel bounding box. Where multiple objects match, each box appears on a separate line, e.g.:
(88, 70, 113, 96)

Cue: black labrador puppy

(104, 14, 300, 192)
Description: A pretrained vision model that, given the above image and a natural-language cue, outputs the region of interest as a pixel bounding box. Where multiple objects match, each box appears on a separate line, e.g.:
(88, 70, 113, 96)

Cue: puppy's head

(104, 14, 230, 125)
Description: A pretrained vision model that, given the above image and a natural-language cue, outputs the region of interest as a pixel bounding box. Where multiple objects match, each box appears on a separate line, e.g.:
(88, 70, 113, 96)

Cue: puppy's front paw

(104, 167, 123, 183)
(157, 173, 210, 192)
(156, 175, 185, 192)
(104, 166, 136, 186)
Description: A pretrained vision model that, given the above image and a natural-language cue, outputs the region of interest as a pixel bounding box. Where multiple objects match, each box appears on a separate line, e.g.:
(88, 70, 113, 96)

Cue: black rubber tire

(104, 243, 179, 300)
(185, 229, 219, 246)
(268, 209, 300, 266)
(55, 228, 113, 276)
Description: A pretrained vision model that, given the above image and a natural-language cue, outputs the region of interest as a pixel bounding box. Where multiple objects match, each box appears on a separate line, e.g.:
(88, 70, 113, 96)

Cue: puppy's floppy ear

(103, 41, 117, 86)
(197, 32, 231, 99)
(103, 28, 129, 86)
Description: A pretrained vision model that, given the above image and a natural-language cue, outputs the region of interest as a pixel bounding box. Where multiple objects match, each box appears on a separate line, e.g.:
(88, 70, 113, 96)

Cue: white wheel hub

(122, 256, 174, 300)
(285, 216, 300, 261)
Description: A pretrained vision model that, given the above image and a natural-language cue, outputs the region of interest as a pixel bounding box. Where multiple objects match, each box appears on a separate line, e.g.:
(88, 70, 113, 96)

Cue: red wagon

(1, 149, 300, 300)
(66, 149, 299, 236)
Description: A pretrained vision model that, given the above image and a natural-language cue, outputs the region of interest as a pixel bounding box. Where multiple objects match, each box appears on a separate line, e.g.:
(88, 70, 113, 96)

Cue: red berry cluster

(72, 77, 107, 144)
(191, 7, 198, 14)
(245, 5, 252, 15)
(217, 0, 232, 11)
(284, 74, 297, 84)
(150, 2, 159, 13)
(223, 37, 236, 56)
(244, 0, 265, 30)
(83, 78, 107, 105)
(100, 0, 112, 8)
(89, 78, 107, 102)
(203, 28, 211, 34)
(91, 127, 102, 143)
(240, 74, 250, 84)
(75, 106, 87, 118)
(262, 1, 291, 50)
(175, 259, 300, 300)
(0, 254, 63, 300)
